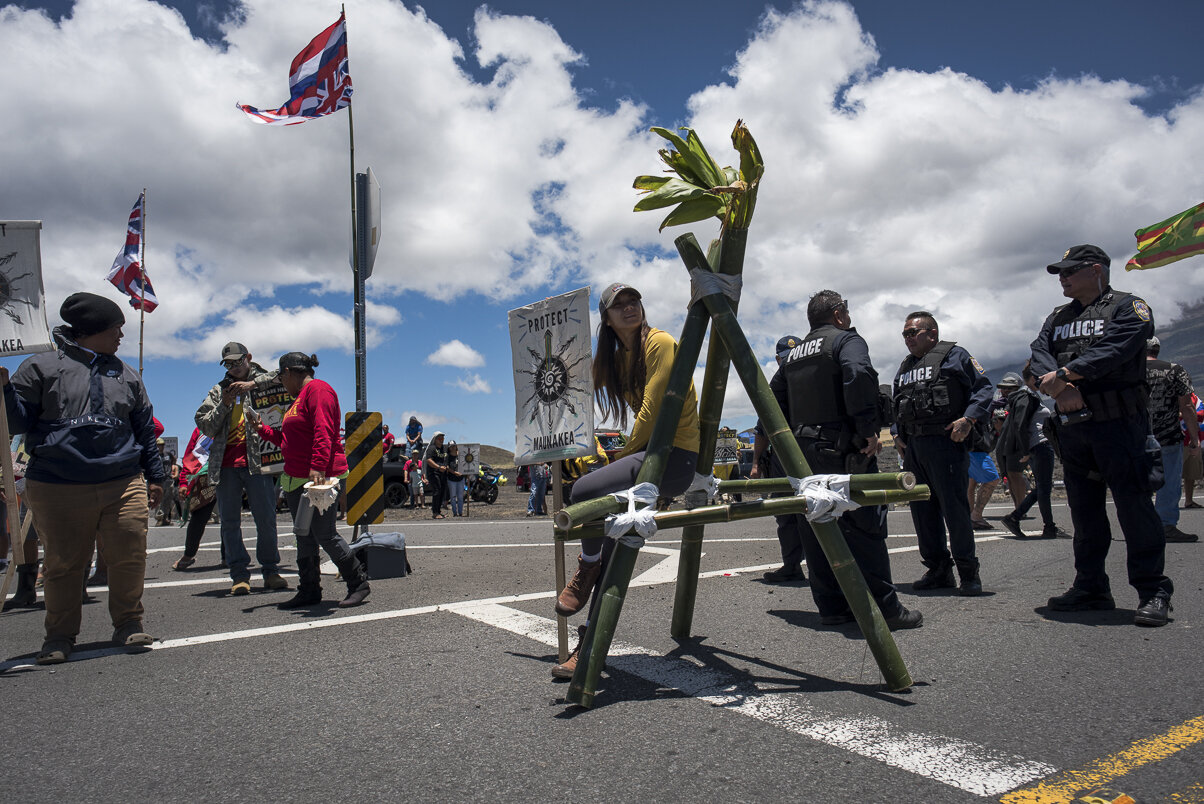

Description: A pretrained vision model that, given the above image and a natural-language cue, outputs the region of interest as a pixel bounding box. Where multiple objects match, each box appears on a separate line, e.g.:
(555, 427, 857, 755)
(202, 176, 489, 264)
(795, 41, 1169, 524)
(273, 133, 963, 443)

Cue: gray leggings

(284, 486, 355, 565)
(570, 447, 698, 556)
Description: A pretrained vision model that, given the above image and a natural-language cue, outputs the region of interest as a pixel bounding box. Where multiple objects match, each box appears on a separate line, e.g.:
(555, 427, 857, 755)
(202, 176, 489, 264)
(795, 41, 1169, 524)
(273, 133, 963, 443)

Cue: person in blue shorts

(967, 449, 1001, 531)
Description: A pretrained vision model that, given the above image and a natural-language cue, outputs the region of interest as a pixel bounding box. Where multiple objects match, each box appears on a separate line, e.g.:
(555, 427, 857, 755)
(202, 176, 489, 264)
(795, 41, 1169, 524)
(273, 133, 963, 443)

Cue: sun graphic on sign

(0, 252, 35, 326)
(517, 329, 590, 428)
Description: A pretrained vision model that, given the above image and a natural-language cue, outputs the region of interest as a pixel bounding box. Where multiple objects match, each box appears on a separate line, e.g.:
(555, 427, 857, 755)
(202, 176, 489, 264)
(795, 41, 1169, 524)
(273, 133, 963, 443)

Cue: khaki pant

(25, 475, 148, 641)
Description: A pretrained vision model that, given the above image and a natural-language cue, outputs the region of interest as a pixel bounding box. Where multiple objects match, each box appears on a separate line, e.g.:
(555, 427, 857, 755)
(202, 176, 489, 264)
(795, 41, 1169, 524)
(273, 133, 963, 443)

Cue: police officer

(893, 310, 994, 595)
(770, 290, 921, 629)
(1031, 244, 1174, 626)
(750, 334, 807, 583)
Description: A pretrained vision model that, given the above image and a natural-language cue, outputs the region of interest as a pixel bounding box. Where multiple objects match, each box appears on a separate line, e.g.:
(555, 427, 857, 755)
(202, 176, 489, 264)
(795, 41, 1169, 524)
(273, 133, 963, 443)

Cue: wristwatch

(1055, 367, 1069, 382)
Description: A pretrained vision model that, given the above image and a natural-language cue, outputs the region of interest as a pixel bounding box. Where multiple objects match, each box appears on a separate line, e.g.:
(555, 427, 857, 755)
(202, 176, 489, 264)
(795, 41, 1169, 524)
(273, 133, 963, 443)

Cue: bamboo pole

(719, 472, 916, 495)
(675, 232, 913, 692)
(564, 300, 712, 708)
(672, 233, 738, 638)
(0, 404, 23, 603)
(556, 487, 931, 541)
(552, 461, 567, 663)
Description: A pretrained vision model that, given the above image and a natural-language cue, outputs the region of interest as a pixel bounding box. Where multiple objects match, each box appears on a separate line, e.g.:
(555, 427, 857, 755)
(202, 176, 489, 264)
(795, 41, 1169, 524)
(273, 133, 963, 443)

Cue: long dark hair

(592, 307, 652, 431)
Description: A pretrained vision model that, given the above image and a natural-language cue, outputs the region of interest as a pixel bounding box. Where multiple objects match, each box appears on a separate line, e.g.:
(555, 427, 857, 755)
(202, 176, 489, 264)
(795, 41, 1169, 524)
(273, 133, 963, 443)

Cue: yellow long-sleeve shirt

(615, 328, 700, 459)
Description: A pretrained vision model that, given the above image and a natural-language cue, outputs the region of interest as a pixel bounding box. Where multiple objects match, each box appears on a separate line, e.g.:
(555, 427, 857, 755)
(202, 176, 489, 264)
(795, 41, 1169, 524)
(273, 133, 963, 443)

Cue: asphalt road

(2, 500, 1201, 803)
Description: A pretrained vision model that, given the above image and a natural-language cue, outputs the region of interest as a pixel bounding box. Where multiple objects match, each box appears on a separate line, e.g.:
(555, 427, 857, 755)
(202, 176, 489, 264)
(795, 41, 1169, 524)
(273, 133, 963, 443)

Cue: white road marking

(629, 546, 683, 586)
(452, 602, 1057, 797)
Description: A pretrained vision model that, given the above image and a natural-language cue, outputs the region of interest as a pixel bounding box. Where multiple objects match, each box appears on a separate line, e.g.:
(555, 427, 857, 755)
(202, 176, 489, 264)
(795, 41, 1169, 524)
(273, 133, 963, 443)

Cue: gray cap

(997, 372, 1023, 388)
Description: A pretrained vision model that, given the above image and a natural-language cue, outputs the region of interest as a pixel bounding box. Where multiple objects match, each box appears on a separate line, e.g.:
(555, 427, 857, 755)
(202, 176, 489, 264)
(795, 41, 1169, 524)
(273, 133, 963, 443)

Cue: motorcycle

(469, 463, 506, 504)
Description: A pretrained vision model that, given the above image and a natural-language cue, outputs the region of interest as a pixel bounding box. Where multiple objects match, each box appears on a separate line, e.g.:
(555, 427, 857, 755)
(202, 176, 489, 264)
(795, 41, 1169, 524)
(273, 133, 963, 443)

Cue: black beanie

(60, 292, 125, 336)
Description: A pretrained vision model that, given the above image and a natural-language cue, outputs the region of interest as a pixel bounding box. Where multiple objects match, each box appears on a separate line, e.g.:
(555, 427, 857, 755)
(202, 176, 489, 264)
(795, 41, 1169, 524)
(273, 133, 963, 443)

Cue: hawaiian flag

(235, 14, 352, 126)
(106, 192, 158, 312)
(1125, 201, 1204, 271)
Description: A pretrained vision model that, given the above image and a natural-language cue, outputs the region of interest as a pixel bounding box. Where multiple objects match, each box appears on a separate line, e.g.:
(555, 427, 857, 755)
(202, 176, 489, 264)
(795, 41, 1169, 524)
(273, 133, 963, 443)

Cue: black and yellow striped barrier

(345, 411, 385, 527)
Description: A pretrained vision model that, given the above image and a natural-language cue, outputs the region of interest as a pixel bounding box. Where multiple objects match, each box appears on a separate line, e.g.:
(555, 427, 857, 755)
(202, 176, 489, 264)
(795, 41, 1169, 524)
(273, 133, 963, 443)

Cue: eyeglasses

(221, 357, 246, 368)
(901, 327, 933, 338)
(1058, 263, 1091, 279)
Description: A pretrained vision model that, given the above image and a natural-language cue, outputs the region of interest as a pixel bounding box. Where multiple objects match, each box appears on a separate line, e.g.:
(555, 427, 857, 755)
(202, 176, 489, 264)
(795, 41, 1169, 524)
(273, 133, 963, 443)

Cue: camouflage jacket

(194, 361, 277, 485)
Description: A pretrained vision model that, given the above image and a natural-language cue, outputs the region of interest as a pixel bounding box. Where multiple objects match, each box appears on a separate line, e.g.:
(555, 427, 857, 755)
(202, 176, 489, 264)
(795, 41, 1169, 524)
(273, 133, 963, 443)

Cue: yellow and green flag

(1126, 201, 1204, 270)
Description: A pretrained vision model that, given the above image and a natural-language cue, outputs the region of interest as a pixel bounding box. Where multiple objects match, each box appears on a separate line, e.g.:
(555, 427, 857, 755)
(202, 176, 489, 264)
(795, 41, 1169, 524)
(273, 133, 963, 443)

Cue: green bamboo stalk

(719, 472, 916, 495)
(565, 540, 639, 708)
(672, 234, 735, 638)
(557, 487, 931, 541)
(676, 233, 913, 693)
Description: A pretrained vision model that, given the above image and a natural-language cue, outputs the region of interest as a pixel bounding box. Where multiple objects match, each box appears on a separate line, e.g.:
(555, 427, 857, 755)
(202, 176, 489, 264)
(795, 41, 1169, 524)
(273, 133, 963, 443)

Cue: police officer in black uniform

(1031, 244, 1173, 626)
(893, 310, 994, 595)
(770, 291, 921, 629)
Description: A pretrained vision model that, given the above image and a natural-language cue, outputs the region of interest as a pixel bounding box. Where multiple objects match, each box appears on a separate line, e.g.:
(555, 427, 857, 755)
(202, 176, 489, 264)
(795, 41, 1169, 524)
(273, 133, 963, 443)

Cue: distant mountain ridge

(984, 298, 1204, 389)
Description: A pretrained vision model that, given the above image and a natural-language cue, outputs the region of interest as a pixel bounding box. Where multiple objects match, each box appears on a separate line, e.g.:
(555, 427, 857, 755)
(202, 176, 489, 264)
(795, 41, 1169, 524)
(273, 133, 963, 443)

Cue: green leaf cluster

(632, 119, 764, 232)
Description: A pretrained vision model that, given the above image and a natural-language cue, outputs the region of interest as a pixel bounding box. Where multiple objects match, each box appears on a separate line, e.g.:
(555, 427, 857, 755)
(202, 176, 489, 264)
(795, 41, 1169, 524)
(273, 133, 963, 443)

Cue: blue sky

(3, 0, 1204, 453)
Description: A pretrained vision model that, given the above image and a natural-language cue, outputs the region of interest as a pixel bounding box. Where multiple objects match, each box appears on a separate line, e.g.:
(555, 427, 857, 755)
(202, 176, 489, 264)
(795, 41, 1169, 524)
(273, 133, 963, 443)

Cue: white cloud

(426, 339, 485, 368)
(450, 373, 493, 394)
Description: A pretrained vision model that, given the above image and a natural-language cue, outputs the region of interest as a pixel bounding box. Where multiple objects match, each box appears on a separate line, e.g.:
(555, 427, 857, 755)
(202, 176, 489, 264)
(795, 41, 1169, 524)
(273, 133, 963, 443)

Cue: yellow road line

(1168, 781, 1204, 803)
(1000, 716, 1204, 803)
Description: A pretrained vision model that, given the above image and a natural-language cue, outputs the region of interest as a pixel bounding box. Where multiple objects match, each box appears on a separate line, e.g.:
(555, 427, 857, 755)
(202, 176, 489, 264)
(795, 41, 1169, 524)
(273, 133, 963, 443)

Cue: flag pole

(344, 4, 366, 411)
(138, 187, 147, 375)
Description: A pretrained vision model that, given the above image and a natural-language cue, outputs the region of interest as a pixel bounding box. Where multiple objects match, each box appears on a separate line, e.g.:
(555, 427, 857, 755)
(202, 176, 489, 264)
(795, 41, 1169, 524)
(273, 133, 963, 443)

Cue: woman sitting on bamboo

(552, 282, 700, 678)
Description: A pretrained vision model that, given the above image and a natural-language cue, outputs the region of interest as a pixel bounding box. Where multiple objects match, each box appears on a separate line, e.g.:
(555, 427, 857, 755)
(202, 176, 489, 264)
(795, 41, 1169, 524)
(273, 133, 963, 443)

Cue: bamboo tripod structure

(554, 237, 923, 709)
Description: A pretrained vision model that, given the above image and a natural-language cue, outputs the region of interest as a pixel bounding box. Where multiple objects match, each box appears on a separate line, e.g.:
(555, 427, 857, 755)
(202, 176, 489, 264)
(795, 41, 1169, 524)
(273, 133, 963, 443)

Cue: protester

(993, 373, 1030, 512)
(195, 342, 288, 596)
(1185, 392, 1203, 509)
(382, 423, 395, 456)
(1, 436, 41, 611)
(967, 447, 1001, 531)
(527, 462, 549, 516)
(552, 282, 700, 679)
(446, 441, 467, 516)
(2, 292, 165, 664)
(170, 427, 220, 571)
(424, 432, 450, 519)
(251, 352, 370, 608)
(1000, 364, 1065, 539)
(1144, 337, 1198, 542)
(405, 451, 425, 508)
(405, 416, 423, 457)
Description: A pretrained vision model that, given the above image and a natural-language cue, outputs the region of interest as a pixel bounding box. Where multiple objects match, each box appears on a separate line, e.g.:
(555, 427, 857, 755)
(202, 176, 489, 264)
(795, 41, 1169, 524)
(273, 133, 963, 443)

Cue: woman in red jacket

(251, 352, 370, 609)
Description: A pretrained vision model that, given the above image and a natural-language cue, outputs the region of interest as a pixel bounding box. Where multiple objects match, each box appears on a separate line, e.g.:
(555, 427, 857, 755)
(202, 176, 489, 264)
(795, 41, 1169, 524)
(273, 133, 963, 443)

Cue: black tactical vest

(782, 325, 845, 427)
(893, 341, 967, 433)
(1048, 289, 1145, 392)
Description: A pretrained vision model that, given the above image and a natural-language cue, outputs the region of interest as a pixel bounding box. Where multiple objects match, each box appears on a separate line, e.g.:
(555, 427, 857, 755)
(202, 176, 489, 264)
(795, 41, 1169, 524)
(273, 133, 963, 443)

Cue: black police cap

(1047, 244, 1111, 273)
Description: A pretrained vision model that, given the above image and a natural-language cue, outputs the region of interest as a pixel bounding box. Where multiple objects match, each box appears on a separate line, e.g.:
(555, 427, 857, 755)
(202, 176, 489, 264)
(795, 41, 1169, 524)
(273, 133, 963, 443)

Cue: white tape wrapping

(787, 473, 858, 524)
(604, 482, 660, 548)
(685, 472, 722, 503)
(305, 480, 341, 514)
(688, 268, 743, 309)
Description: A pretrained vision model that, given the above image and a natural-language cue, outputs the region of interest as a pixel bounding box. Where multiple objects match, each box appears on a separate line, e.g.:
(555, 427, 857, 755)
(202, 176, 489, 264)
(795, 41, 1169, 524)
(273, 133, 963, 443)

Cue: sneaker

(763, 564, 806, 583)
(1135, 595, 1172, 626)
(912, 564, 955, 590)
(999, 514, 1025, 539)
(262, 573, 290, 591)
(885, 608, 924, 630)
(819, 611, 856, 626)
(971, 518, 994, 531)
(1048, 587, 1115, 611)
(1164, 525, 1198, 543)
(230, 580, 251, 596)
(551, 625, 587, 679)
(36, 637, 74, 665)
(112, 620, 153, 647)
(554, 556, 603, 616)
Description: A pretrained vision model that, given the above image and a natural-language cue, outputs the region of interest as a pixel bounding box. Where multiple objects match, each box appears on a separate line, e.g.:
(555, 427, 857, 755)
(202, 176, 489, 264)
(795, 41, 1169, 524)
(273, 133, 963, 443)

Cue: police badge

(1132, 299, 1151, 322)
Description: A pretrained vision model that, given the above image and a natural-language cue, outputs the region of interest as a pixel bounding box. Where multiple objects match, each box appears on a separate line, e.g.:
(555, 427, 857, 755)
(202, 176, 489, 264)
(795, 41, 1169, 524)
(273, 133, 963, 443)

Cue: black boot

(956, 559, 983, 597)
(3, 564, 38, 610)
(334, 555, 371, 608)
(278, 557, 323, 610)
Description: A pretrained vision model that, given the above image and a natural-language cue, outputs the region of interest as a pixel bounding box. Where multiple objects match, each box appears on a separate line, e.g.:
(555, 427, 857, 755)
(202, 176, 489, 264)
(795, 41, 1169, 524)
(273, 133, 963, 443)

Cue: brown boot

(555, 556, 602, 616)
(551, 625, 587, 679)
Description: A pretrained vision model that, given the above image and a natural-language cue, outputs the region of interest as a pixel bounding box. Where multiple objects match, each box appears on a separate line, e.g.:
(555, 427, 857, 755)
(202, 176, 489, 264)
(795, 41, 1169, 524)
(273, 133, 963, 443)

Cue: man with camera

(771, 291, 922, 629)
(892, 310, 994, 595)
(1031, 245, 1173, 626)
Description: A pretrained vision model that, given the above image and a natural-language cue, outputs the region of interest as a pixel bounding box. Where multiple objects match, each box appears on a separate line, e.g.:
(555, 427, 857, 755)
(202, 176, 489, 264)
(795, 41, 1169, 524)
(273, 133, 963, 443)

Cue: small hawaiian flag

(1126, 201, 1204, 271)
(235, 13, 353, 126)
(106, 192, 158, 312)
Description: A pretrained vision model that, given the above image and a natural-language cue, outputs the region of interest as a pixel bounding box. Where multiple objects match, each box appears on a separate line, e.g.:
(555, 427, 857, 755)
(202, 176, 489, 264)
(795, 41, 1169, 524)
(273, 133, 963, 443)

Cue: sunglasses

(222, 357, 247, 368)
(1058, 263, 1092, 279)
(901, 327, 933, 338)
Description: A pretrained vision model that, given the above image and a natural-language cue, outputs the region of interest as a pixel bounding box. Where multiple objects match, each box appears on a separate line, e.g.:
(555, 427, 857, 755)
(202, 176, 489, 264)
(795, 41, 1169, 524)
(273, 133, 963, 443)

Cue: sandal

(172, 556, 196, 571)
(432, 514, 445, 519)
(1185, 502, 1202, 509)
